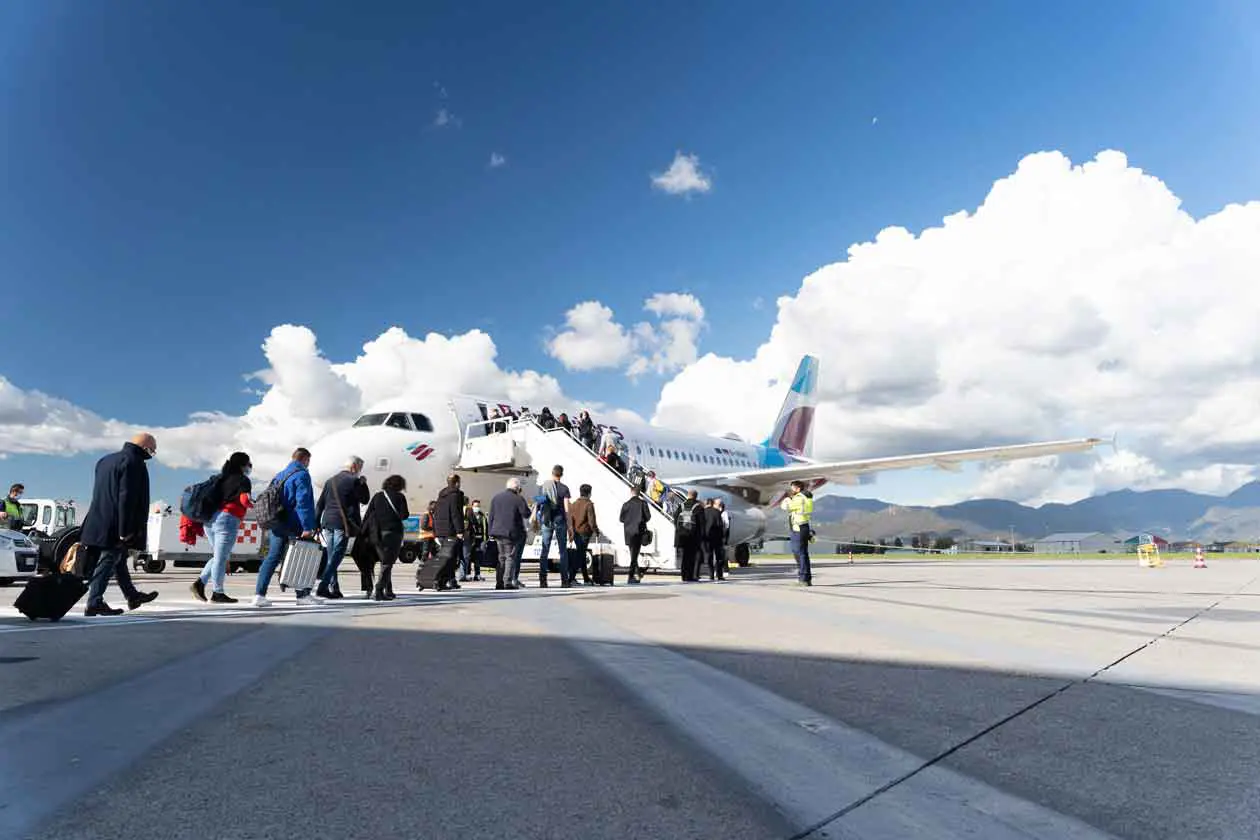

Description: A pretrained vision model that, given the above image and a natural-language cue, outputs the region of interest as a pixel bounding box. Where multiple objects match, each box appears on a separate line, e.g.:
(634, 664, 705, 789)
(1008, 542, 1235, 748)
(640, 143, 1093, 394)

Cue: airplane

(306, 355, 1104, 569)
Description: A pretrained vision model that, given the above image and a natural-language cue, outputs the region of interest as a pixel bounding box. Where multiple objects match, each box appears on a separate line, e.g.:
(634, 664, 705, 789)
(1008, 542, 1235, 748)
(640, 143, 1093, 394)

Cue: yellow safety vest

(781, 493, 812, 530)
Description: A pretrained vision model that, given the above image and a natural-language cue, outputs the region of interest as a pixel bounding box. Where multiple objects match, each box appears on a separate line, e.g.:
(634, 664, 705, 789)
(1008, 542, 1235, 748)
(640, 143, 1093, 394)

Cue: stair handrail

(490, 416, 678, 518)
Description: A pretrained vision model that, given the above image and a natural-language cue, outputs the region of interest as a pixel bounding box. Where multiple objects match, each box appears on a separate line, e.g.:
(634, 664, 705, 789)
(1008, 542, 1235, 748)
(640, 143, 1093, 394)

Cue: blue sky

(2, 0, 1258, 506)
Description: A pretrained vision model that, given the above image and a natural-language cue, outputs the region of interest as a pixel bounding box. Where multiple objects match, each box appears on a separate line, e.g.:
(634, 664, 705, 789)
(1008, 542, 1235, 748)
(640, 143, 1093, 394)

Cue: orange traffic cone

(1193, 547, 1207, 569)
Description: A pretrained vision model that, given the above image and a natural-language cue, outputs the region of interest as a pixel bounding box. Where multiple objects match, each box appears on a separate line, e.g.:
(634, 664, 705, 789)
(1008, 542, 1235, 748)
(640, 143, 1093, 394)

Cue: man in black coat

(432, 473, 467, 590)
(702, 499, 726, 581)
(315, 456, 370, 599)
(80, 434, 159, 616)
(618, 485, 651, 584)
(674, 490, 703, 582)
(488, 477, 531, 590)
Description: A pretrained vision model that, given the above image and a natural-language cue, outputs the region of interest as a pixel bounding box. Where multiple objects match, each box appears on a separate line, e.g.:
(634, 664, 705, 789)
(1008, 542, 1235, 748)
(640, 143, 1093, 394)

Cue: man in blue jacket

(80, 434, 160, 616)
(253, 447, 318, 607)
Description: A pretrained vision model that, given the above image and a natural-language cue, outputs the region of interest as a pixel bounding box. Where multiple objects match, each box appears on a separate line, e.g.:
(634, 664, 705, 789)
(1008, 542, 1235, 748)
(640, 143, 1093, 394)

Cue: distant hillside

(801, 481, 1260, 543)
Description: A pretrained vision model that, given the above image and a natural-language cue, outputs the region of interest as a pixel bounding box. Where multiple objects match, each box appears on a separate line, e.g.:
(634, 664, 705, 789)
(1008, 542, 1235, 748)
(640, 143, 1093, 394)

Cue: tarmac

(1, 554, 1258, 839)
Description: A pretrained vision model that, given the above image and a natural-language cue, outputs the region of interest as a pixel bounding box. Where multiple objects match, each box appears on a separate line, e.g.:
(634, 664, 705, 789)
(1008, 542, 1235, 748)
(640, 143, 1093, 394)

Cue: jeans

(790, 525, 812, 582)
(319, 528, 349, 591)
(86, 547, 140, 607)
(538, 515, 568, 583)
(571, 532, 591, 582)
(199, 511, 241, 593)
(258, 530, 313, 598)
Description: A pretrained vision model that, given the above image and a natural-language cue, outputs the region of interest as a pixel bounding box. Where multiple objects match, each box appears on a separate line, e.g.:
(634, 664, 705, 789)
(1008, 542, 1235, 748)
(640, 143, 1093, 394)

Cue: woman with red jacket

(192, 452, 253, 605)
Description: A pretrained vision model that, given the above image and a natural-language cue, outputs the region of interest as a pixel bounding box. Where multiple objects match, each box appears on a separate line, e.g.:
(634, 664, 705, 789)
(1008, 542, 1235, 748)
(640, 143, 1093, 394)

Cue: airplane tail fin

(765, 355, 818, 458)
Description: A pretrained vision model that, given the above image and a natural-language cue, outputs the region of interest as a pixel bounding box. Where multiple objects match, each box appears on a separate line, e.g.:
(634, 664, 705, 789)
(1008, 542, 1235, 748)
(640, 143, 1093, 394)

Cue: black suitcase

(15, 573, 89, 621)
(416, 540, 453, 590)
(592, 552, 615, 586)
(482, 539, 499, 568)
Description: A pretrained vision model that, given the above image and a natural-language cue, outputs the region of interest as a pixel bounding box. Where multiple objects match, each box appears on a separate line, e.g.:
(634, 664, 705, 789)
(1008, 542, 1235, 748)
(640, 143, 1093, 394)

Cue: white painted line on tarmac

(514, 599, 1118, 840)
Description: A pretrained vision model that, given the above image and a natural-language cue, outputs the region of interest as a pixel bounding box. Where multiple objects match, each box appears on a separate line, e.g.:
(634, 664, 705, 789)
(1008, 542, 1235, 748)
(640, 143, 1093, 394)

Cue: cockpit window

(353, 413, 388, 428)
(410, 414, 434, 432)
(384, 413, 413, 430)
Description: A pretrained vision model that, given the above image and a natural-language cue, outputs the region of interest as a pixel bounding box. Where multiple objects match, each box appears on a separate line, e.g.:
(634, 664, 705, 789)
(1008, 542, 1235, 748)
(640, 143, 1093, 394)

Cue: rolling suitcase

(416, 539, 454, 590)
(482, 538, 499, 568)
(278, 538, 322, 592)
(15, 573, 89, 621)
(592, 551, 615, 586)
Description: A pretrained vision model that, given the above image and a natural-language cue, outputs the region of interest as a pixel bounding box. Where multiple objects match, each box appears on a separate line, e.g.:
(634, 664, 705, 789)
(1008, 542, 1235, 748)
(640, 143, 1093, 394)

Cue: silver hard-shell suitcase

(278, 538, 323, 592)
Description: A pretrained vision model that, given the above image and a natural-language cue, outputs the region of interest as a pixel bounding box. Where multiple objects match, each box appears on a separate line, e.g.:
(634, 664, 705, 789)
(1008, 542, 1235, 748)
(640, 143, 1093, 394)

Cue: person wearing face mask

(1, 484, 24, 531)
(79, 434, 160, 616)
(191, 452, 253, 605)
(461, 498, 488, 582)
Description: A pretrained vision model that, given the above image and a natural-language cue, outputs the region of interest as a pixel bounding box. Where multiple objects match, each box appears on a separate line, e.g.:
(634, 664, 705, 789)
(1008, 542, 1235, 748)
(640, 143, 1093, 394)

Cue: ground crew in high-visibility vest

(780, 480, 813, 586)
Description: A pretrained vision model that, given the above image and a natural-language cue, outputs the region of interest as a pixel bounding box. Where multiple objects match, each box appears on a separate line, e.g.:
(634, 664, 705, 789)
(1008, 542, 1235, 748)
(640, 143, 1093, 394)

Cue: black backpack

(676, 503, 697, 535)
(180, 475, 222, 523)
(254, 468, 298, 530)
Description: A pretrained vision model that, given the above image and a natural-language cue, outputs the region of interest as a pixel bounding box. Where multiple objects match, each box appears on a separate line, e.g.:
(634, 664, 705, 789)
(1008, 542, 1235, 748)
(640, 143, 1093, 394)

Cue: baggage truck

(133, 505, 264, 574)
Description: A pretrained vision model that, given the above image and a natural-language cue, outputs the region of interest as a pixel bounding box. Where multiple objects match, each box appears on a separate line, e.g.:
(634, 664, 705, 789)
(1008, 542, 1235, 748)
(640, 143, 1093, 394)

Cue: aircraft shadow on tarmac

(4, 614, 1260, 840)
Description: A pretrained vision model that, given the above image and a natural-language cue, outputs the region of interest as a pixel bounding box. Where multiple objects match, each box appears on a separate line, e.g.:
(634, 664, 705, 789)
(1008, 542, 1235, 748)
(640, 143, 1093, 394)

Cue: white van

(0, 529, 40, 586)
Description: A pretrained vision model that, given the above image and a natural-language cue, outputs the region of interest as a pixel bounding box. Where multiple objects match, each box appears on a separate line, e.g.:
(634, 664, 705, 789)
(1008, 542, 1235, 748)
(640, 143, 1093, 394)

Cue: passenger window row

(629, 443, 754, 470)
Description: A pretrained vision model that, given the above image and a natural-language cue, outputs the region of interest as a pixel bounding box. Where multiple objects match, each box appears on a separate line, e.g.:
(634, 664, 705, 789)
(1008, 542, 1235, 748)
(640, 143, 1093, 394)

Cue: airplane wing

(670, 437, 1105, 493)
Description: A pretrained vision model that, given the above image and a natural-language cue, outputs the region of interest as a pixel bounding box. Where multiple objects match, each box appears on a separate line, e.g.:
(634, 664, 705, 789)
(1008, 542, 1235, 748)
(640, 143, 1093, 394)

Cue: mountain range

(801, 481, 1260, 543)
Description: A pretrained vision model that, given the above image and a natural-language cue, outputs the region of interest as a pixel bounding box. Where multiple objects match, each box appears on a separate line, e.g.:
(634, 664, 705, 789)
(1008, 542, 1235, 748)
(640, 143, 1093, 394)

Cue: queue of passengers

(66, 432, 787, 617)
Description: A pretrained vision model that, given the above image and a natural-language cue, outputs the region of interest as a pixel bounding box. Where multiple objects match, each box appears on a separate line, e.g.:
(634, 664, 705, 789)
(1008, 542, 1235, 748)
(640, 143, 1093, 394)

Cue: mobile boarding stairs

(456, 418, 684, 573)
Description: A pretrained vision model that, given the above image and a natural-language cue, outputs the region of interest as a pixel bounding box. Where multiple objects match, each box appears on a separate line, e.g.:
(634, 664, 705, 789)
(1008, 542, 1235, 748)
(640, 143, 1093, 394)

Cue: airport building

(1031, 532, 1122, 554)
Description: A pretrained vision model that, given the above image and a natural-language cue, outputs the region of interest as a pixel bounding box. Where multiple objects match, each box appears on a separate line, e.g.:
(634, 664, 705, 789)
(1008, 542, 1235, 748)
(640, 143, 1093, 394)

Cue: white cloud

(653, 149, 1260, 501)
(651, 151, 712, 196)
(434, 108, 461, 128)
(644, 292, 704, 320)
(547, 293, 706, 377)
(546, 302, 637, 371)
(489, 152, 506, 169)
(0, 325, 572, 476)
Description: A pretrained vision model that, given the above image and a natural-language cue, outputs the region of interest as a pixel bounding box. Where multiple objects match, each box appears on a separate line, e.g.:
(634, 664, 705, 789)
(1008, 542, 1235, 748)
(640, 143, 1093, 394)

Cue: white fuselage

(307, 395, 778, 543)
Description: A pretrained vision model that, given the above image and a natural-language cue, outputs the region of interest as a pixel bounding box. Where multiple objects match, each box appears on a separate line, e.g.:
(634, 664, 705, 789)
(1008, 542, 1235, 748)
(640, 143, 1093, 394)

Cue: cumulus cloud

(434, 108, 461, 128)
(651, 151, 712, 196)
(545, 302, 637, 371)
(0, 325, 575, 476)
(653, 149, 1260, 502)
(489, 152, 506, 169)
(547, 293, 707, 377)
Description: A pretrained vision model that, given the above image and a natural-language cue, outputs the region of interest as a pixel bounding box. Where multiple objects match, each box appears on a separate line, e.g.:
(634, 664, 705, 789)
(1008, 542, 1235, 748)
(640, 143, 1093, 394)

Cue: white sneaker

(251, 595, 272, 608)
(295, 594, 320, 606)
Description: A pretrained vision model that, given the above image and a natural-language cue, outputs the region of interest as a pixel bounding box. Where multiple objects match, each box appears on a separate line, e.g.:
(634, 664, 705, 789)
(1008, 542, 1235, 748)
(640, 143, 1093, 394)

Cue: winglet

(765, 355, 819, 458)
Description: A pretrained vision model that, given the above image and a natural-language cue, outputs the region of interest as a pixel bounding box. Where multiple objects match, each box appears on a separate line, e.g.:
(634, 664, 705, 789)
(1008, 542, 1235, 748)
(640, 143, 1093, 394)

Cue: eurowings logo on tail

(762, 355, 819, 462)
(404, 442, 435, 462)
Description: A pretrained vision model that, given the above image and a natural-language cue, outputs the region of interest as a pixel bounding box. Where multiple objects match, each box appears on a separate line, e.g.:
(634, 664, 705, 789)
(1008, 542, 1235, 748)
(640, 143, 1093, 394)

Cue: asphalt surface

(1, 555, 1257, 839)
